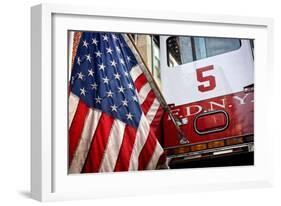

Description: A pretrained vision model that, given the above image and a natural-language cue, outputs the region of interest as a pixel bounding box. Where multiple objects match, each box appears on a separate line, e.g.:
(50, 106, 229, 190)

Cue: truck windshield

(167, 36, 241, 67)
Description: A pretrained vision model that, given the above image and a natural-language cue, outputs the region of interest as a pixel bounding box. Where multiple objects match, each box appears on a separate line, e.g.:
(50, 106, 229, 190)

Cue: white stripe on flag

(69, 92, 80, 128)
(138, 83, 151, 104)
(130, 65, 143, 82)
(146, 141, 163, 170)
(69, 108, 102, 173)
(146, 98, 160, 125)
(128, 114, 150, 171)
(99, 119, 126, 172)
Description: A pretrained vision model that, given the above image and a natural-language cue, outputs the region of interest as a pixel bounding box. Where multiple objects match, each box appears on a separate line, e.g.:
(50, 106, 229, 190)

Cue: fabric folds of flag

(68, 32, 165, 173)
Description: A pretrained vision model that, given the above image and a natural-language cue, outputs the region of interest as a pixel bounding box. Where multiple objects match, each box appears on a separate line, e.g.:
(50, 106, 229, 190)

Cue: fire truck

(158, 35, 254, 168)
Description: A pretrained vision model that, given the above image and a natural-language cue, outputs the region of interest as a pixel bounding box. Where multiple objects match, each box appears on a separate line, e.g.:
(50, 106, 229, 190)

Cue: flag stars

(102, 34, 109, 41)
(77, 72, 84, 80)
(88, 69, 94, 76)
(82, 40, 89, 48)
(98, 63, 106, 71)
(102, 76, 110, 84)
(95, 51, 102, 58)
(95, 96, 102, 104)
(132, 95, 138, 102)
(85, 54, 92, 62)
(128, 83, 134, 89)
(106, 47, 113, 54)
(126, 112, 133, 120)
(110, 104, 118, 112)
(120, 58, 125, 65)
(77, 57, 81, 65)
(92, 38, 98, 45)
(122, 99, 129, 107)
(71, 76, 75, 84)
(116, 46, 121, 53)
(112, 34, 118, 40)
(80, 88, 86, 96)
(113, 72, 121, 80)
(90, 82, 98, 90)
(110, 60, 117, 67)
(70, 33, 143, 128)
(118, 86, 125, 93)
(106, 90, 114, 98)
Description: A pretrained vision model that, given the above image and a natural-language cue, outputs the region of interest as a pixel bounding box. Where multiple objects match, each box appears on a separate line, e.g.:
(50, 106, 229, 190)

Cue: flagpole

(127, 34, 189, 144)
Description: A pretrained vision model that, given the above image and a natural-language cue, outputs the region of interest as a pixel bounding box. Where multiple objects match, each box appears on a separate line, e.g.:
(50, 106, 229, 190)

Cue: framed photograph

(31, 3, 274, 201)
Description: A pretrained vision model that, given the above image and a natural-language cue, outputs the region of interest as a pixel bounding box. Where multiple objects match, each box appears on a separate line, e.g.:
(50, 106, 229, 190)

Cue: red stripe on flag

(150, 107, 164, 130)
(114, 126, 137, 172)
(82, 113, 115, 173)
(137, 129, 157, 170)
(68, 100, 89, 166)
(134, 73, 148, 92)
(150, 107, 164, 142)
(141, 90, 156, 115)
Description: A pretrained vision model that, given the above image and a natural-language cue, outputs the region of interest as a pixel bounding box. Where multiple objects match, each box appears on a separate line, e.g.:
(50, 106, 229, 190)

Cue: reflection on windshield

(167, 36, 241, 67)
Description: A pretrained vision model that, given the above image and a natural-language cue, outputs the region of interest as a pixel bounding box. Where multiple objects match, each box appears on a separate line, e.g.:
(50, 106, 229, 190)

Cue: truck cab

(159, 35, 254, 167)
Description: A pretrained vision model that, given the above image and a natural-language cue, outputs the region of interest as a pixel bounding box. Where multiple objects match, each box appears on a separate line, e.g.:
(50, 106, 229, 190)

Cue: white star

(126, 112, 133, 120)
(83, 40, 89, 48)
(77, 57, 81, 65)
(92, 38, 98, 45)
(122, 99, 128, 107)
(116, 46, 121, 53)
(127, 56, 131, 61)
(95, 96, 102, 104)
(71, 76, 75, 84)
(110, 104, 118, 112)
(132, 95, 138, 102)
(113, 73, 121, 80)
(128, 83, 134, 89)
(77, 72, 84, 80)
(110, 60, 117, 67)
(120, 58, 125, 65)
(80, 88, 86, 96)
(106, 90, 114, 98)
(102, 76, 110, 84)
(102, 34, 109, 41)
(106, 47, 113, 54)
(118, 86, 125, 93)
(95, 51, 102, 58)
(90, 82, 98, 90)
(88, 69, 94, 76)
(98, 63, 106, 71)
(124, 71, 129, 77)
(112, 34, 118, 40)
(85, 54, 92, 62)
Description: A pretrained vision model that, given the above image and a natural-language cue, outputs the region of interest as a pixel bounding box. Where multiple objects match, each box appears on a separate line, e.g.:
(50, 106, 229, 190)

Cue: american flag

(68, 32, 165, 173)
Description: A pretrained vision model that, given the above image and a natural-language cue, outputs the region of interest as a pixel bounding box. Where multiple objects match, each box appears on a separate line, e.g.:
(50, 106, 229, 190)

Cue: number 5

(196, 65, 216, 92)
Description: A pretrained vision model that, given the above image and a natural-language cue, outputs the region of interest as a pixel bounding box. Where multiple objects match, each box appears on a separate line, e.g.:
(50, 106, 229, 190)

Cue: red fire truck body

(164, 90, 254, 147)
(159, 36, 254, 164)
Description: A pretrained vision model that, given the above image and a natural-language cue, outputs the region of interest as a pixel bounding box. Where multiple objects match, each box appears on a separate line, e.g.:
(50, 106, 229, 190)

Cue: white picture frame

(31, 3, 274, 202)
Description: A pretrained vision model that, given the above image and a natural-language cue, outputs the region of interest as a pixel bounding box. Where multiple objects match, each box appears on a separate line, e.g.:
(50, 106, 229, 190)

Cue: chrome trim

(167, 143, 252, 160)
(163, 134, 253, 150)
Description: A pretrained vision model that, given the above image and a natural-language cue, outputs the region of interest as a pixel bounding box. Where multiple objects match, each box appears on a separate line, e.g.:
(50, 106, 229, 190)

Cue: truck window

(167, 36, 193, 67)
(167, 36, 241, 67)
(195, 37, 241, 60)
